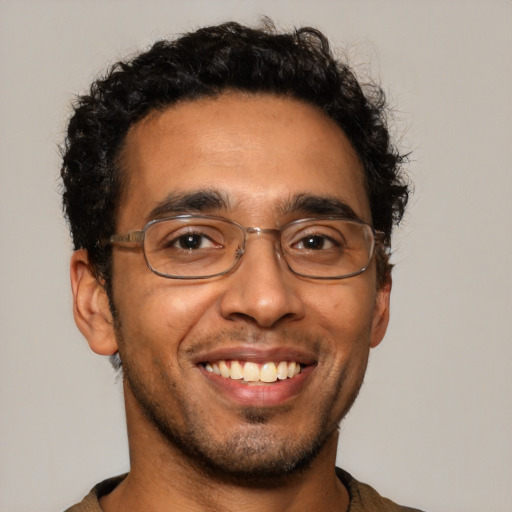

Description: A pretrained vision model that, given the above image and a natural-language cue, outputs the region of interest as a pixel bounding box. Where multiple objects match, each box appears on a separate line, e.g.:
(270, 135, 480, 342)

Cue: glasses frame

(108, 214, 384, 280)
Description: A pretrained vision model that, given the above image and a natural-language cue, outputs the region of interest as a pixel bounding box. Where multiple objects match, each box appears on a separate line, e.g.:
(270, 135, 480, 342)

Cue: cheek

(113, 275, 222, 359)
(303, 284, 376, 418)
(310, 282, 376, 335)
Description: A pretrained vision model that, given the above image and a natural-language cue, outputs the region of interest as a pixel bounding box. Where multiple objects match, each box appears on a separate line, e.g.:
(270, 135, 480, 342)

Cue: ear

(70, 249, 118, 356)
(369, 275, 392, 349)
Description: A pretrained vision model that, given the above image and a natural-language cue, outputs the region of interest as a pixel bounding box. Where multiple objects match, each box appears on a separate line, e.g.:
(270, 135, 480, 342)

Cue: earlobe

(70, 249, 118, 356)
(369, 276, 392, 349)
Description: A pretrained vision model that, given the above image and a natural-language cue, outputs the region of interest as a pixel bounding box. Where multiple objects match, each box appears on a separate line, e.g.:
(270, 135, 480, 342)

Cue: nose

(219, 233, 306, 328)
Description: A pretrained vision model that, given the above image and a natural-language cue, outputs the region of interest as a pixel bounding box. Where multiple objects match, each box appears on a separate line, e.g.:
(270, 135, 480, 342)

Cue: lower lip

(199, 365, 313, 407)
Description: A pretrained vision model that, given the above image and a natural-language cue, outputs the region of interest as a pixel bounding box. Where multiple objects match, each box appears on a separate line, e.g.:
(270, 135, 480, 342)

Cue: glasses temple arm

(109, 231, 145, 244)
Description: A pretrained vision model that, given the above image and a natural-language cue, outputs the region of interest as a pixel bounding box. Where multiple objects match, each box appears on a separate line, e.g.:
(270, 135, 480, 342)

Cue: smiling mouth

(203, 360, 302, 383)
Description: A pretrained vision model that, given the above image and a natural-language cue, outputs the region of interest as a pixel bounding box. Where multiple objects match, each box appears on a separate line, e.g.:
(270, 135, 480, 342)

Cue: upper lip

(191, 346, 318, 366)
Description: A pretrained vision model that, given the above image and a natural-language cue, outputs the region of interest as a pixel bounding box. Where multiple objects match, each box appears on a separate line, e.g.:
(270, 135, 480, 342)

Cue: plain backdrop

(1, 1, 511, 511)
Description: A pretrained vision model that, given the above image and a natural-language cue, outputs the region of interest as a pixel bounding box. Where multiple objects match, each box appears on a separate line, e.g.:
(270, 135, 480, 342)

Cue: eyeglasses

(108, 215, 382, 280)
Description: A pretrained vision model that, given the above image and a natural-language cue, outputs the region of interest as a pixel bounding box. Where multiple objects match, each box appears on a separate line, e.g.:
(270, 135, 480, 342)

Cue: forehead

(117, 93, 370, 227)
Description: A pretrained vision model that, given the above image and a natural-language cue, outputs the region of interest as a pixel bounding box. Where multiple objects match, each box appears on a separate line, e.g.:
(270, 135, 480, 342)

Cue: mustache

(183, 326, 323, 359)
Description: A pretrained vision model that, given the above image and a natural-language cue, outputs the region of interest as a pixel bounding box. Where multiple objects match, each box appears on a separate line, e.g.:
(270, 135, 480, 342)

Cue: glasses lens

(281, 219, 375, 278)
(140, 216, 375, 280)
(143, 217, 243, 278)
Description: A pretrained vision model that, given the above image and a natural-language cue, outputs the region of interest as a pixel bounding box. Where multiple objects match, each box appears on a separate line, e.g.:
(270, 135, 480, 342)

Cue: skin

(71, 93, 391, 511)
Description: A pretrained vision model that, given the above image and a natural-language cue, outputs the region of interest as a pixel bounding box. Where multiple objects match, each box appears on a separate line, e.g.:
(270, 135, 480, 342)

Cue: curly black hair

(61, 21, 409, 293)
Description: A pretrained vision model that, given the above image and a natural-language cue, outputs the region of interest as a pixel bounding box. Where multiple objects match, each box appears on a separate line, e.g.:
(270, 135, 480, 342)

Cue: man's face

(109, 93, 390, 478)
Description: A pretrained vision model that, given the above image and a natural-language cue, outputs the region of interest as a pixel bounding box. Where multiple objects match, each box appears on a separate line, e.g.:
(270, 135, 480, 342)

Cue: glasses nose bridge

(244, 226, 281, 236)
(241, 226, 283, 257)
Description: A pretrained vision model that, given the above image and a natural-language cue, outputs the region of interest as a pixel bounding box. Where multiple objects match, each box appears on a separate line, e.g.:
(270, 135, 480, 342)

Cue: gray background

(1, 1, 511, 511)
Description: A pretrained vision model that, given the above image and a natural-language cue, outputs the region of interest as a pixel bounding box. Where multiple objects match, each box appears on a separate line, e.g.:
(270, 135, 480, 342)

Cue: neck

(101, 382, 349, 512)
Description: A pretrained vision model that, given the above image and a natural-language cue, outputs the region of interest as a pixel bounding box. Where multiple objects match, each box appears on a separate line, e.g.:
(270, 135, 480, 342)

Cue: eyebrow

(146, 190, 361, 223)
(146, 189, 231, 221)
(279, 193, 361, 221)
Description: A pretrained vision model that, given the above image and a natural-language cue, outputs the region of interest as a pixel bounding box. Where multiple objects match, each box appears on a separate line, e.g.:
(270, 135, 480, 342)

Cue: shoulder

(336, 467, 426, 512)
(63, 475, 126, 512)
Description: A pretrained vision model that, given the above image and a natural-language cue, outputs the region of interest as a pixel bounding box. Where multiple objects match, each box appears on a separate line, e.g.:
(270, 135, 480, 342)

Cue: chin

(169, 419, 336, 485)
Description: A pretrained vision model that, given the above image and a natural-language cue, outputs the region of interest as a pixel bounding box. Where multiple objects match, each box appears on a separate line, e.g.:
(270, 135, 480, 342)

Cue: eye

(295, 234, 337, 250)
(169, 231, 220, 250)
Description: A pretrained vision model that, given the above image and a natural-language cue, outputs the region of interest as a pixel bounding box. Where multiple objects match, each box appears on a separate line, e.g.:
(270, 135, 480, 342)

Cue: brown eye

(175, 233, 209, 250)
(295, 234, 338, 250)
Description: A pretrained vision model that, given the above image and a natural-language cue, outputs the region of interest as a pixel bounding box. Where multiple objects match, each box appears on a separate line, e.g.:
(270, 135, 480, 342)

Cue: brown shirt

(64, 468, 425, 511)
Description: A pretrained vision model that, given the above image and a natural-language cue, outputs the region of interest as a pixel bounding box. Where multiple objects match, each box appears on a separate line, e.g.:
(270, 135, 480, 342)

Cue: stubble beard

(112, 308, 367, 484)
(122, 356, 365, 486)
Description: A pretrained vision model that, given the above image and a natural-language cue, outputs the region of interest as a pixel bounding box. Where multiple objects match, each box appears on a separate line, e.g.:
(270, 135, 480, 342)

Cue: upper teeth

(204, 360, 301, 382)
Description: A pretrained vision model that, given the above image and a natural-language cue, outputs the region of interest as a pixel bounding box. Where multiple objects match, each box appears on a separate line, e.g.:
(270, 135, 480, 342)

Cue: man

(61, 21, 421, 511)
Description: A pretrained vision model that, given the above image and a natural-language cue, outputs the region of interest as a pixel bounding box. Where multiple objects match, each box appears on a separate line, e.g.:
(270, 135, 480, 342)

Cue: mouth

(203, 360, 302, 383)
(194, 346, 317, 406)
